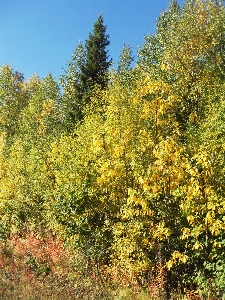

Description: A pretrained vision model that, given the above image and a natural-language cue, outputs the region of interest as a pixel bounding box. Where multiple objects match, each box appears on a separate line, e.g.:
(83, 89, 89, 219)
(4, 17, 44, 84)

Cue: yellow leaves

(213, 241, 222, 248)
(138, 138, 188, 204)
(181, 228, 191, 240)
(152, 222, 171, 241)
(51, 142, 60, 156)
(138, 77, 171, 101)
(113, 145, 125, 158)
(209, 219, 225, 236)
(146, 79, 170, 95)
(193, 147, 212, 170)
(205, 211, 214, 226)
(0, 133, 6, 153)
(41, 99, 55, 116)
(141, 102, 152, 119)
(138, 85, 149, 97)
(50, 136, 76, 164)
(150, 138, 186, 189)
(166, 251, 188, 270)
(204, 187, 211, 197)
(97, 169, 125, 186)
(121, 207, 135, 220)
(125, 188, 153, 218)
(166, 260, 173, 271)
(218, 206, 224, 215)
(187, 215, 195, 224)
(92, 134, 103, 154)
(38, 122, 47, 136)
(138, 78, 181, 129)
(192, 241, 203, 250)
(111, 220, 152, 277)
(105, 124, 116, 136)
(0, 133, 6, 179)
(189, 112, 198, 123)
(142, 238, 149, 246)
(161, 62, 169, 71)
(141, 97, 170, 121)
(172, 251, 188, 263)
(128, 191, 141, 205)
(186, 184, 201, 201)
(127, 187, 134, 197)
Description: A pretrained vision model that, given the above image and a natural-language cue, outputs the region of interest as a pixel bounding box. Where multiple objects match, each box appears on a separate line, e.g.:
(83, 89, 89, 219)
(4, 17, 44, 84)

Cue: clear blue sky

(0, 0, 183, 80)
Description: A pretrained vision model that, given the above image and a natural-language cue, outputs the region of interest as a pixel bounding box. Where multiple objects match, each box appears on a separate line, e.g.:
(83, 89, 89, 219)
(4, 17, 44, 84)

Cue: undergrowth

(0, 229, 210, 299)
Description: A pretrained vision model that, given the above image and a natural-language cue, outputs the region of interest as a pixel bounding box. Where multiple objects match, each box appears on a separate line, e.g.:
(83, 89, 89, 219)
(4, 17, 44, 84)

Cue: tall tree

(60, 14, 111, 130)
(81, 14, 111, 92)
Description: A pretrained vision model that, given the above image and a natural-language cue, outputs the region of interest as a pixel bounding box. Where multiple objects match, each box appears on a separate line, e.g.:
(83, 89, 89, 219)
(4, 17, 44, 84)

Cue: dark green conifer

(81, 14, 111, 92)
(61, 15, 111, 130)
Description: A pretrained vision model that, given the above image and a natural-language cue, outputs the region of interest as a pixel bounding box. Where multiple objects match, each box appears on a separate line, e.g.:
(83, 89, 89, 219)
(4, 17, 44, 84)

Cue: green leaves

(0, 65, 28, 140)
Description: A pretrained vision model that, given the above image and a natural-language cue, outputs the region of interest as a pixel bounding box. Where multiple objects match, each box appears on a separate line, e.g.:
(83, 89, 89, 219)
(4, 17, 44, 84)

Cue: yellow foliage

(166, 251, 188, 270)
(192, 241, 203, 250)
(187, 215, 195, 224)
(181, 228, 191, 240)
(153, 222, 171, 241)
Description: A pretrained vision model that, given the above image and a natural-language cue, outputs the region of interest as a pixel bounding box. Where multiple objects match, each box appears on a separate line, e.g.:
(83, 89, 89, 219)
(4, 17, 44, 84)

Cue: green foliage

(118, 44, 134, 72)
(83, 14, 111, 91)
(0, 65, 28, 141)
(60, 43, 86, 128)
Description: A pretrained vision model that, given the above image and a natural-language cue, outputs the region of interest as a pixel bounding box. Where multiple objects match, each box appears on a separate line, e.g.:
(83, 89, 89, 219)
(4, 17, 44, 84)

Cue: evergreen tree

(60, 14, 111, 130)
(82, 14, 111, 92)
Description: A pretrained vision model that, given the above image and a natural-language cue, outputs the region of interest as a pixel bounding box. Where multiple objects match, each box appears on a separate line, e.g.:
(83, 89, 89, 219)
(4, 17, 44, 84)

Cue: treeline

(1, 0, 225, 298)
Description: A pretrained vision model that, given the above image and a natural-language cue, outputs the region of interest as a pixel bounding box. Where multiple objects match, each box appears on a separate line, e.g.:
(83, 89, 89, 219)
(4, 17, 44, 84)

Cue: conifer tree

(82, 14, 111, 92)
(60, 14, 111, 130)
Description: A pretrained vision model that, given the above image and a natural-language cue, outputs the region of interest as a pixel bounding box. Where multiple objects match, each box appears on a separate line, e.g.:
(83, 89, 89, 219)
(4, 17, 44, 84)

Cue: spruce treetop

(82, 14, 111, 90)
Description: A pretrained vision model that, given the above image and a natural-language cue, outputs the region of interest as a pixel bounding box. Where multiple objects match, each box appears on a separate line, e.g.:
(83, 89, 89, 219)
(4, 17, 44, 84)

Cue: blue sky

(0, 0, 182, 80)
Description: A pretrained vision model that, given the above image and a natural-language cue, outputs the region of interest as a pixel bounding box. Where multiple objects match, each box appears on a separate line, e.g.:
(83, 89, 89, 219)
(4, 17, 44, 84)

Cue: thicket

(1, 1, 225, 299)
